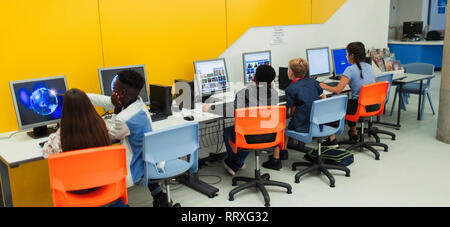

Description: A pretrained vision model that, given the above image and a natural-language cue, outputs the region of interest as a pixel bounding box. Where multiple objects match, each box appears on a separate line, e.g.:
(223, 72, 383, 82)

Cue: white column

(437, 8, 450, 144)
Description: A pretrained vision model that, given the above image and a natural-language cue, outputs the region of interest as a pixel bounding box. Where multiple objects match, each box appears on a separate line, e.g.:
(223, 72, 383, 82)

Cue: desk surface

(388, 40, 444, 46)
(0, 77, 352, 167)
(393, 73, 435, 84)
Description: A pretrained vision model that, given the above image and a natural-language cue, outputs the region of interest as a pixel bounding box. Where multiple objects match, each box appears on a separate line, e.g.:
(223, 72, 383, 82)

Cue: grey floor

(128, 72, 450, 207)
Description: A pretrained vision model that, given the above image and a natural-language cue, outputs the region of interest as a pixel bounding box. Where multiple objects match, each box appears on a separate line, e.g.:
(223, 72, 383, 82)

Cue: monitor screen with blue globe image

(10, 76, 67, 130)
(98, 65, 149, 105)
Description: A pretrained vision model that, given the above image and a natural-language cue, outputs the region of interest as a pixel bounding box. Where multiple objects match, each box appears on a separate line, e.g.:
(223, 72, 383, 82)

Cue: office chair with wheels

(143, 122, 199, 207)
(285, 95, 351, 188)
(228, 106, 292, 207)
(361, 73, 396, 142)
(390, 63, 436, 120)
(341, 82, 390, 160)
(48, 145, 128, 207)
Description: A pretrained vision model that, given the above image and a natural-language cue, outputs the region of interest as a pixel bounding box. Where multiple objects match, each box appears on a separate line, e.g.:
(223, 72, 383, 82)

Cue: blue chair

(390, 63, 436, 120)
(363, 73, 396, 142)
(143, 122, 199, 207)
(286, 95, 351, 188)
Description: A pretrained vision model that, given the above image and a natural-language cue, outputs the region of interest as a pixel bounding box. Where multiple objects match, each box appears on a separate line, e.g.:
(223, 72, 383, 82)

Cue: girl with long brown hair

(319, 42, 377, 143)
(42, 88, 111, 157)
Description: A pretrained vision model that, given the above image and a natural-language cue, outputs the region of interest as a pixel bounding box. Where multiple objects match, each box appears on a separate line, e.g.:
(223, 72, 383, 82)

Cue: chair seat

(147, 158, 191, 180)
(399, 82, 429, 94)
(286, 125, 338, 144)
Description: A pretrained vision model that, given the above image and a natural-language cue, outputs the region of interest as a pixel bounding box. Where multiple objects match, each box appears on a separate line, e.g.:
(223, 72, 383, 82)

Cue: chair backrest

(48, 145, 128, 207)
(234, 106, 286, 150)
(143, 122, 199, 173)
(376, 73, 394, 104)
(309, 95, 348, 137)
(346, 81, 389, 122)
(402, 63, 435, 86)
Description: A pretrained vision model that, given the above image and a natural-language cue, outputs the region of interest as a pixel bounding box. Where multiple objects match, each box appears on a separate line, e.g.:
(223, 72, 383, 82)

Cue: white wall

(219, 0, 390, 84)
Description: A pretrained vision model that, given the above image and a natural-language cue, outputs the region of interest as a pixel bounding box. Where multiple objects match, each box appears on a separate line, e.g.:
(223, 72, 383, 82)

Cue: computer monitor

(403, 21, 423, 39)
(149, 84, 172, 116)
(98, 65, 149, 105)
(9, 76, 68, 138)
(278, 67, 292, 90)
(242, 51, 271, 85)
(306, 47, 331, 78)
(331, 48, 351, 76)
(194, 58, 230, 97)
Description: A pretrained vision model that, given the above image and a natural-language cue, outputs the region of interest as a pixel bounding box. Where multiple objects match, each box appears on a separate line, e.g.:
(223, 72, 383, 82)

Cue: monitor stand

(27, 125, 57, 139)
(329, 73, 341, 81)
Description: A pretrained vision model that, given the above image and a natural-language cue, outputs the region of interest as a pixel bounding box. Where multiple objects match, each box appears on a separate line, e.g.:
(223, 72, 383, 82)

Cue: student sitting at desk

(87, 70, 168, 207)
(261, 58, 335, 169)
(319, 42, 377, 143)
(202, 65, 279, 175)
(42, 88, 111, 158)
(42, 88, 128, 206)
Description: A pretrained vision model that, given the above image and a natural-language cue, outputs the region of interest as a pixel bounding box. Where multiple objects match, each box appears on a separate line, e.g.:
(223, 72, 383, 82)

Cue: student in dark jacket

(261, 58, 335, 170)
(203, 65, 279, 176)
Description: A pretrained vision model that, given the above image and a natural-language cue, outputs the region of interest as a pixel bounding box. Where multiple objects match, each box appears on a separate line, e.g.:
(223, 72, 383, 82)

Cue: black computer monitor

(9, 76, 68, 138)
(149, 84, 172, 116)
(278, 67, 292, 90)
(242, 51, 271, 85)
(331, 48, 351, 76)
(194, 58, 230, 98)
(306, 47, 331, 78)
(403, 21, 423, 39)
(98, 65, 150, 105)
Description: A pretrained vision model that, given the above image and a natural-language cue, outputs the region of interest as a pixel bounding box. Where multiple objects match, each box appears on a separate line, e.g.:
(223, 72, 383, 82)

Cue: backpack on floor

(304, 146, 354, 167)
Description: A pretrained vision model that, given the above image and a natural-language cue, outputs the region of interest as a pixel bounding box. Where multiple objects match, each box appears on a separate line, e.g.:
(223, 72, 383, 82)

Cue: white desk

(0, 78, 350, 206)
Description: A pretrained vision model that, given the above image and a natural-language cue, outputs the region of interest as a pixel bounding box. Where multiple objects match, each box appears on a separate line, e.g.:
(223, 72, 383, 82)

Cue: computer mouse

(184, 115, 195, 121)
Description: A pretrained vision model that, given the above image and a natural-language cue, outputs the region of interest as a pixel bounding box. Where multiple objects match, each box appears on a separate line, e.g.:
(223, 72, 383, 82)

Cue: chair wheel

(330, 184, 335, 188)
(229, 197, 234, 201)
(173, 203, 181, 207)
(208, 194, 217, 198)
(346, 173, 350, 177)
(265, 203, 270, 207)
(287, 190, 292, 194)
(295, 179, 300, 184)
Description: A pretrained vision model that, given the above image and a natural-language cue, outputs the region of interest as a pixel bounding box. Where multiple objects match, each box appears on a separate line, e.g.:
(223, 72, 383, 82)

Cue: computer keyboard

(151, 113, 168, 122)
(324, 81, 339, 87)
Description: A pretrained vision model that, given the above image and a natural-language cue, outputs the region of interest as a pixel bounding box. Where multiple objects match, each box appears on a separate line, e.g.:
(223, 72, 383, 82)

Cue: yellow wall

(99, 0, 227, 87)
(226, 0, 312, 47)
(312, 0, 347, 23)
(0, 0, 346, 133)
(0, 0, 104, 133)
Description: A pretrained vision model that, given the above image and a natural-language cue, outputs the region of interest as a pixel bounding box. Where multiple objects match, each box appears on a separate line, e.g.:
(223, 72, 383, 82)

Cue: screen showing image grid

(11, 77, 67, 128)
(307, 48, 330, 76)
(332, 49, 351, 75)
(195, 60, 229, 94)
(244, 52, 271, 84)
(99, 66, 149, 103)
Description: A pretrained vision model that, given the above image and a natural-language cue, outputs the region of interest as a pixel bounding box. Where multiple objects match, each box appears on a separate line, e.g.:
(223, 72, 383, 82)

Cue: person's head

(60, 88, 111, 152)
(288, 58, 309, 80)
(253, 64, 276, 86)
(111, 69, 145, 108)
(346, 42, 366, 78)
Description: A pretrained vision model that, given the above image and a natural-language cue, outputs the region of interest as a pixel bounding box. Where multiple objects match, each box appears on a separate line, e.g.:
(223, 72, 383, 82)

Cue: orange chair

(343, 81, 390, 160)
(48, 145, 128, 207)
(228, 106, 292, 207)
